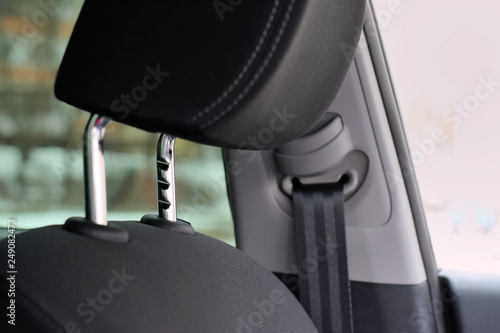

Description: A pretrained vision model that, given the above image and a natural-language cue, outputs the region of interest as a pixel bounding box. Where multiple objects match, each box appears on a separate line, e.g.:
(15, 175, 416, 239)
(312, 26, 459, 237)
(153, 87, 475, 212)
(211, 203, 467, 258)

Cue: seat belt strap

(293, 182, 353, 333)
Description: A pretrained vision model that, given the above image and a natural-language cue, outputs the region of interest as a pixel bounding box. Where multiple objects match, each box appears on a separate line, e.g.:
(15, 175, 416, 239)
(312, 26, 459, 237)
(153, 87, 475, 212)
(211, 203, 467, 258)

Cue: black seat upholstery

(1, 222, 318, 332)
(0, 1, 366, 332)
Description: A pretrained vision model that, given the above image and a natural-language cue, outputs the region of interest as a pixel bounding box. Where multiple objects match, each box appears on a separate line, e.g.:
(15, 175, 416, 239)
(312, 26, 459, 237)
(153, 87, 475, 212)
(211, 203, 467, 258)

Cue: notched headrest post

(141, 134, 195, 233)
(83, 114, 111, 226)
(157, 134, 177, 222)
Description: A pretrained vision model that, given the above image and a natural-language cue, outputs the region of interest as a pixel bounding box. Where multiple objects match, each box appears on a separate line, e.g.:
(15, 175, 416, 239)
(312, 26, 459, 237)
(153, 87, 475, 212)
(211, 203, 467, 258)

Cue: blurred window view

(0, 0, 234, 244)
(373, 0, 500, 273)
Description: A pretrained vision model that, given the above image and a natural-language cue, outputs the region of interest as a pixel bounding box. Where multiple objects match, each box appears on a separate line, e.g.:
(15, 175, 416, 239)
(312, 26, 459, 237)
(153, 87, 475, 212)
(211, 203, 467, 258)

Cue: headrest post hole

(157, 134, 177, 222)
(83, 114, 112, 226)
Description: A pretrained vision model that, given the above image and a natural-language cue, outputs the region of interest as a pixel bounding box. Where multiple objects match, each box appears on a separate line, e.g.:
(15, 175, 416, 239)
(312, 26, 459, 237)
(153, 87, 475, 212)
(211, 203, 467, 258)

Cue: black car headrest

(55, 0, 366, 149)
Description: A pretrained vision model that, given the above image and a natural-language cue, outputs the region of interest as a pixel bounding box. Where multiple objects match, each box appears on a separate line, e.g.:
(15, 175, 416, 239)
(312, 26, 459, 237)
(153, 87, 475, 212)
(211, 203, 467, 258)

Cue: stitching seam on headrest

(198, 0, 297, 130)
(190, 0, 280, 123)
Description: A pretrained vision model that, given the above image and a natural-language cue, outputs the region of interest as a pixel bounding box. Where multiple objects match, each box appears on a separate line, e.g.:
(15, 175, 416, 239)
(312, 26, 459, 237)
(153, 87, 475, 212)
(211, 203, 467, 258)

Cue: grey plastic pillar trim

(224, 32, 427, 285)
(274, 116, 368, 200)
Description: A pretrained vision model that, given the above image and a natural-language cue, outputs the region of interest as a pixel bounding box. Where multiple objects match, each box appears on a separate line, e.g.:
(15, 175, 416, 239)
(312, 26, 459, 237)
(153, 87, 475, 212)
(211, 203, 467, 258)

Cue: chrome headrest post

(157, 134, 177, 222)
(83, 114, 112, 226)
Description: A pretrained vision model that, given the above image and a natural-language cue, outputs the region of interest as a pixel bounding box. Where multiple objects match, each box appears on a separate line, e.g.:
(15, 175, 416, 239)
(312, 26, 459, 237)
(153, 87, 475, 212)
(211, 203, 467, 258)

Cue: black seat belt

(293, 181, 353, 333)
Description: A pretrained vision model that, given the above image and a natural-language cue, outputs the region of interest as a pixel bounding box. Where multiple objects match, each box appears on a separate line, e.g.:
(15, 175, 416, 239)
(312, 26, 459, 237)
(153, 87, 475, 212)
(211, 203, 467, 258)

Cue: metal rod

(83, 114, 112, 226)
(157, 134, 177, 222)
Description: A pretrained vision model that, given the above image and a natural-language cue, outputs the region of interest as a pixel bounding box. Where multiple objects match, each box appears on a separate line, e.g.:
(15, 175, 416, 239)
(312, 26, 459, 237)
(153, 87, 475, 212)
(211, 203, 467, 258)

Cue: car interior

(1, 1, 499, 333)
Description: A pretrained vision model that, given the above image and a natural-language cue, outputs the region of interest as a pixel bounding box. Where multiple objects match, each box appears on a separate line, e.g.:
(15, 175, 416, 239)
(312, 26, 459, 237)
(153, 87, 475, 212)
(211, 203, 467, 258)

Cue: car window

(372, 0, 500, 273)
(0, 0, 234, 245)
